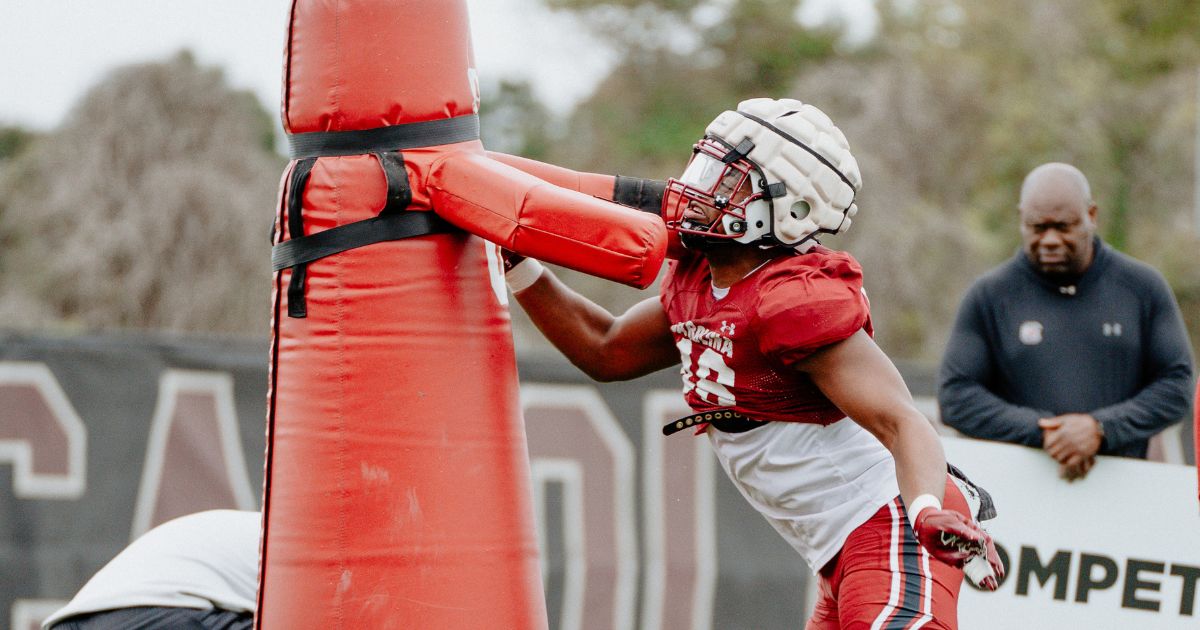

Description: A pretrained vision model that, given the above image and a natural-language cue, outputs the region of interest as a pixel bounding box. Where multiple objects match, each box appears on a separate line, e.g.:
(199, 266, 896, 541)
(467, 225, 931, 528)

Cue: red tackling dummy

(258, 2, 667, 629)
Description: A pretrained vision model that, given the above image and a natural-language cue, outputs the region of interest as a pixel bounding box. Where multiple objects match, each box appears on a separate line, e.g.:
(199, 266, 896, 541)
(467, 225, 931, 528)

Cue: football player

(504, 98, 1003, 629)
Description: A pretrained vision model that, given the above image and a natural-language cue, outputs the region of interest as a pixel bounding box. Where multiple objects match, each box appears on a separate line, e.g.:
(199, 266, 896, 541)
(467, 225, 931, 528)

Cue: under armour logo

(1103, 323, 1123, 337)
(720, 321, 736, 336)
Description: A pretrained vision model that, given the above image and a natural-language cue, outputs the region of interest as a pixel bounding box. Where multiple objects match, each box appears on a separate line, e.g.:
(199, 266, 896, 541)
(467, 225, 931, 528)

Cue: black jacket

(937, 239, 1193, 458)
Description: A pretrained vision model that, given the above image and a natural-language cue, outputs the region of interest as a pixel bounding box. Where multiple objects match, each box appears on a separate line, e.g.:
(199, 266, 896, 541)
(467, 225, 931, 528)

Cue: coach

(938, 162, 1193, 480)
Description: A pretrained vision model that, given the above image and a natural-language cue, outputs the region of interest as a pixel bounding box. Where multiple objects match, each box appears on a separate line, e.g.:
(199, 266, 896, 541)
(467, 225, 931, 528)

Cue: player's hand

(913, 508, 1005, 590)
(962, 530, 1005, 591)
(912, 508, 988, 568)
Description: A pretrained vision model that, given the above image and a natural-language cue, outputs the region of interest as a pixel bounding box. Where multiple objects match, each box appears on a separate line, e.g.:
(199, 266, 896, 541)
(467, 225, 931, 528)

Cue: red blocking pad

(260, 2, 667, 628)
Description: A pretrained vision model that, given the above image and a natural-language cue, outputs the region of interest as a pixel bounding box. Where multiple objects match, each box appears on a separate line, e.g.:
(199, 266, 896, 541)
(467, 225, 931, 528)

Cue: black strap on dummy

(662, 409, 767, 436)
(275, 116, 479, 318)
(287, 115, 480, 159)
(282, 158, 317, 318)
(273, 210, 452, 272)
(274, 150, 455, 318)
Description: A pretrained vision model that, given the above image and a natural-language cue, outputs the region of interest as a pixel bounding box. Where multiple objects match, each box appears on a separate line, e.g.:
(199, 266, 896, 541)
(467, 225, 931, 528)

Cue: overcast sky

(0, 0, 622, 130)
(0, 0, 872, 131)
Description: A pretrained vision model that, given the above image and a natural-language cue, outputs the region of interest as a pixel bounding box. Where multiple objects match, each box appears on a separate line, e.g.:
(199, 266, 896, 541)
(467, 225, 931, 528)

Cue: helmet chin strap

(679, 215, 736, 250)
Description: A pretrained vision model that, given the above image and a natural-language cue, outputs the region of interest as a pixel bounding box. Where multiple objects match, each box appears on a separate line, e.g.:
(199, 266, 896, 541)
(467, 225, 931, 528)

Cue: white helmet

(663, 97, 861, 250)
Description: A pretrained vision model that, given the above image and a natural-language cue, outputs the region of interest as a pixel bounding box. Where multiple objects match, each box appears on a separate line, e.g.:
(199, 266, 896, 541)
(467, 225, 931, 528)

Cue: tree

(0, 51, 285, 334)
(544, 0, 838, 174)
(479, 79, 556, 159)
(0, 126, 35, 161)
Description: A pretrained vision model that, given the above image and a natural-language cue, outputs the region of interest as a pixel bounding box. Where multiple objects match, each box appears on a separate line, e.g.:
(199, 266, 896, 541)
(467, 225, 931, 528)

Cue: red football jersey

(659, 246, 873, 425)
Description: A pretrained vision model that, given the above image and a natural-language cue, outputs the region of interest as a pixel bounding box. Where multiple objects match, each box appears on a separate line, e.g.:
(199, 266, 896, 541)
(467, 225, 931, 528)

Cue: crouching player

(504, 98, 1003, 629)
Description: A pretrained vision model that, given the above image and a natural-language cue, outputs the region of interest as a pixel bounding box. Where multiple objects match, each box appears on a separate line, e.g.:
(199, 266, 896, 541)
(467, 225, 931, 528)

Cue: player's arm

(506, 257, 679, 382)
(800, 329, 1001, 583)
(800, 329, 947, 511)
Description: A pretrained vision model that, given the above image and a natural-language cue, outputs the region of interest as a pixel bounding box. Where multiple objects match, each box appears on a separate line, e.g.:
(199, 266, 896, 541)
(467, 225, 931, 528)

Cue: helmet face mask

(664, 138, 773, 247)
(664, 98, 862, 252)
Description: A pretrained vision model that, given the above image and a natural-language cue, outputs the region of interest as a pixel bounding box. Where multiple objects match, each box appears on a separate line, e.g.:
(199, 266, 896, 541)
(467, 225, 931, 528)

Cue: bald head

(1019, 162, 1093, 210)
(1018, 163, 1098, 278)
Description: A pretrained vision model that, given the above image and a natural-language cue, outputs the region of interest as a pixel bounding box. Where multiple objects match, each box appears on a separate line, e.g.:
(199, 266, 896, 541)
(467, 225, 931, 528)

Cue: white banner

(945, 437, 1200, 628)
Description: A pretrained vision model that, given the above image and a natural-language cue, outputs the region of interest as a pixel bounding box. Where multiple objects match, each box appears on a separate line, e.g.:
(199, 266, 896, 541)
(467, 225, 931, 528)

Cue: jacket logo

(1103, 322, 1122, 337)
(1019, 321, 1043, 345)
(720, 321, 736, 336)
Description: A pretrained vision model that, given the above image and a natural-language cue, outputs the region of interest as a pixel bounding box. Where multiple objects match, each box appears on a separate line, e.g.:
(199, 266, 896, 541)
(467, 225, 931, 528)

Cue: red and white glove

(909, 495, 1005, 591)
(963, 531, 1004, 591)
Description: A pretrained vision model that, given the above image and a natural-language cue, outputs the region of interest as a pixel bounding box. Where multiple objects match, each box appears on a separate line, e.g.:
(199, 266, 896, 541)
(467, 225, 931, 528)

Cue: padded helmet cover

(696, 98, 862, 248)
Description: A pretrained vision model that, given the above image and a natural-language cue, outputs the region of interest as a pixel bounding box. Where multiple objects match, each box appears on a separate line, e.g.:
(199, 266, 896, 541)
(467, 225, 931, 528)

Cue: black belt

(662, 409, 767, 436)
(274, 118, 476, 318)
